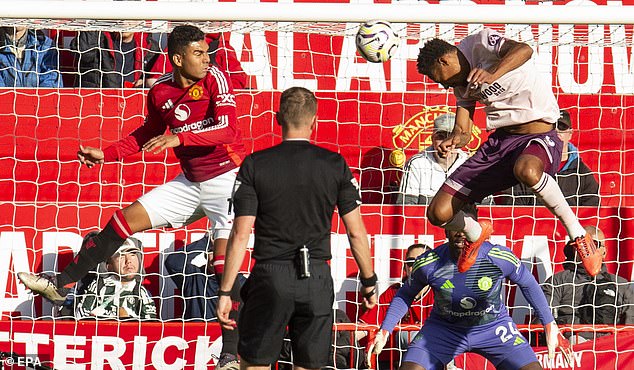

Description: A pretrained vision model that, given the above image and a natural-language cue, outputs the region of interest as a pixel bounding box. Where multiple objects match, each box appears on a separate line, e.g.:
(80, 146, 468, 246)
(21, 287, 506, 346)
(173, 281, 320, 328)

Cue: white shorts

(138, 170, 237, 240)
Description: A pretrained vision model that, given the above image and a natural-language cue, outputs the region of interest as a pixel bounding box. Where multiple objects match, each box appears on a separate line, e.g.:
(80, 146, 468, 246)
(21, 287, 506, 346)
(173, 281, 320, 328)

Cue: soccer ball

(355, 20, 400, 63)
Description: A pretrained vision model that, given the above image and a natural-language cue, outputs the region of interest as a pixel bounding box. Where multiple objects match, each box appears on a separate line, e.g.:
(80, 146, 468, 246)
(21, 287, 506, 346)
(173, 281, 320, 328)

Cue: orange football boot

(570, 233, 602, 277)
(457, 220, 493, 273)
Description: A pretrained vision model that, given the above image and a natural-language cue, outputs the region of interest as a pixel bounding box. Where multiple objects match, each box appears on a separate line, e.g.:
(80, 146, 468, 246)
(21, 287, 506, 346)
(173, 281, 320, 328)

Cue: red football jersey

(103, 66, 245, 182)
(359, 282, 434, 326)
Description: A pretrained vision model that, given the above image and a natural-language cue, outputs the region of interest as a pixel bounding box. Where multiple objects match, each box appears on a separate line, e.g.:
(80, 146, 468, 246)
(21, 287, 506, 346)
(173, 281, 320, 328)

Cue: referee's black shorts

(237, 260, 334, 368)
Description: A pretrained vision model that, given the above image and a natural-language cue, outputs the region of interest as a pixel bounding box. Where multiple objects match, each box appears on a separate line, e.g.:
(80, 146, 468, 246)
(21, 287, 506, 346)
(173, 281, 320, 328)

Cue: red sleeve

(177, 67, 240, 147)
(358, 284, 399, 325)
(103, 94, 167, 162)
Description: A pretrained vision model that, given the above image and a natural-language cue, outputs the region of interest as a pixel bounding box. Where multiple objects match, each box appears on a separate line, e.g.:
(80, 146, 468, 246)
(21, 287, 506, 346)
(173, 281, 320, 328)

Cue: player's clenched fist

(437, 135, 460, 158)
(77, 145, 104, 168)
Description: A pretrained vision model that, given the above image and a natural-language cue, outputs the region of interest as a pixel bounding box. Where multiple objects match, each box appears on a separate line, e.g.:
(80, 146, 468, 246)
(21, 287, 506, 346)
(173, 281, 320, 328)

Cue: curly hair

(417, 38, 457, 77)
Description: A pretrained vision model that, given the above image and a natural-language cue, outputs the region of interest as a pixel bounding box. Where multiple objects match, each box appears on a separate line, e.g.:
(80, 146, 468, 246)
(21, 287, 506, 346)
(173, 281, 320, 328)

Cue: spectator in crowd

(396, 113, 469, 205)
(541, 225, 634, 343)
(164, 234, 245, 370)
(0, 26, 62, 87)
(358, 243, 434, 369)
(74, 235, 157, 320)
(70, 30, 162, 88)
(146, 32, 246, 88)
(497, 109, 600, 206)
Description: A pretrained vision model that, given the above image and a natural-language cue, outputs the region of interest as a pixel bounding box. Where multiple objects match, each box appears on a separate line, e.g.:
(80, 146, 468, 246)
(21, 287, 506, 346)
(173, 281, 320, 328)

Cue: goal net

(1, 0, 634, 369)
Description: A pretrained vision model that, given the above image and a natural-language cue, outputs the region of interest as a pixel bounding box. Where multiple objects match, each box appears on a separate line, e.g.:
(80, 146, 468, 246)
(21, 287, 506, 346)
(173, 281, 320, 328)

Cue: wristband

(360, 272, 377, 288)
(218, 290, 231, 297)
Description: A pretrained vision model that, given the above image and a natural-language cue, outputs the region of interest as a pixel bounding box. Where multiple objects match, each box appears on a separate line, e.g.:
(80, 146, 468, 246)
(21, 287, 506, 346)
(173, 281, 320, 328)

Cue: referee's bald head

(277, 87, 317, 129)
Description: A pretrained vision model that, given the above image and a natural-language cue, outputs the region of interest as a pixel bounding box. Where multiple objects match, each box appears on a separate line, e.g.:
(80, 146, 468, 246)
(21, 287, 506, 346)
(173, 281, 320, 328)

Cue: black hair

(167, 25, 205, 61)
(417, 38, 456, 77)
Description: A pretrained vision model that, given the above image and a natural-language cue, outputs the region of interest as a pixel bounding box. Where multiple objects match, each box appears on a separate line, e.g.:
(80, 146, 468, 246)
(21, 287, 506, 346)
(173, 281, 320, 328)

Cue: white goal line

(2, 1, 634, 24)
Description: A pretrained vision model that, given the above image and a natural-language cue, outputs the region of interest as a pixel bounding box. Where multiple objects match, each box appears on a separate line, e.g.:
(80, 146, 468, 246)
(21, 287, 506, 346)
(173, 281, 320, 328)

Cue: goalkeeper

(367, 206, 572, 370)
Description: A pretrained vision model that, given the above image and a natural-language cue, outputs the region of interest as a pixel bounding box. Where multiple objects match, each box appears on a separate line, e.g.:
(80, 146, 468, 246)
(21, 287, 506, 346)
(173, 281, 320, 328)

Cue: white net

(1, 1, 634, 369)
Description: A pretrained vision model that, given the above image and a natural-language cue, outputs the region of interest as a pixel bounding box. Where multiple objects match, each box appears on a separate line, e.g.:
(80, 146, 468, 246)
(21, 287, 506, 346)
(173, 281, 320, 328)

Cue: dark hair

(167, 25, 205, 61)
(417, 38, 456, 77)
(277, 87, 317, 128)
(407, 243, 431, 255)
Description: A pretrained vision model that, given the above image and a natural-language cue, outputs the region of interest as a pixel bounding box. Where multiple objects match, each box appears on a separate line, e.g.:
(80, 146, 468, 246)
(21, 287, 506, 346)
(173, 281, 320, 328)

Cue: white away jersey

(454, 28, 559, 131)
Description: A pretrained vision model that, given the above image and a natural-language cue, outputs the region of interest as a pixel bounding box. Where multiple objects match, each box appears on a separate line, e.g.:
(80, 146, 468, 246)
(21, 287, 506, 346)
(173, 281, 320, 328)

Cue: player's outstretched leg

(18, 208, 138, 303)
(17, 230, 100, 304)
(515, 150, 602, 277)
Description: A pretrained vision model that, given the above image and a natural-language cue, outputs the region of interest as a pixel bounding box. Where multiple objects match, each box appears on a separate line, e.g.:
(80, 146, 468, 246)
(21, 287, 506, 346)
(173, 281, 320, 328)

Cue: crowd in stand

(0, 27, 247, 89)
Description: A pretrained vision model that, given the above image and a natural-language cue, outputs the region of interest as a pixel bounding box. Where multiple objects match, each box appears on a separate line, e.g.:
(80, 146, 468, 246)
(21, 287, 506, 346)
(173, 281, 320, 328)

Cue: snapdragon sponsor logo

(171, 117, 216, 134)
(448, 303, 495, 318)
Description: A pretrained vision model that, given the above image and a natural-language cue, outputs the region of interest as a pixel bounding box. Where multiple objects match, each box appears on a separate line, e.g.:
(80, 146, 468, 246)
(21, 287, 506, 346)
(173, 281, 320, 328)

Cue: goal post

(1, 1, 634, 369)
(3, 0, 634, 24)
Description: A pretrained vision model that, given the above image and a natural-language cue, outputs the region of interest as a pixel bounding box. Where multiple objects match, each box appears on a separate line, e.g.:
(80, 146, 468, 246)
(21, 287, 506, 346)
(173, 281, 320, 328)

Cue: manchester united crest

(189, 85, 204, 100)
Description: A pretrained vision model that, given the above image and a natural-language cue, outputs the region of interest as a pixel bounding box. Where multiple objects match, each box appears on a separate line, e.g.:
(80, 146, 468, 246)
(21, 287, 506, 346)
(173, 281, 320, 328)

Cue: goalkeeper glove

(544, 321, 573, 366)
(365, 329, 389, 366)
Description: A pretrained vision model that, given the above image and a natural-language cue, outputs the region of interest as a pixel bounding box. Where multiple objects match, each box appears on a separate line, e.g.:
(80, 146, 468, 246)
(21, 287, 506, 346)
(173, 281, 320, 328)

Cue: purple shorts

(403, 316, 538, 369)
(443, 129, 563, 203)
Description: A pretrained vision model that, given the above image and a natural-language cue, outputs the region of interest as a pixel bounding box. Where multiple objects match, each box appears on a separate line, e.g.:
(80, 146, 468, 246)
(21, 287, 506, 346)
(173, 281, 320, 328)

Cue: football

(355, 20, 400, 63)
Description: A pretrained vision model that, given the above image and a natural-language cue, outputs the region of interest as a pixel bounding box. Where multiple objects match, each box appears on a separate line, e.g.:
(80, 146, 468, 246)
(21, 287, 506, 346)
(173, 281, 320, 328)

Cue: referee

(217, 86, 377, 370)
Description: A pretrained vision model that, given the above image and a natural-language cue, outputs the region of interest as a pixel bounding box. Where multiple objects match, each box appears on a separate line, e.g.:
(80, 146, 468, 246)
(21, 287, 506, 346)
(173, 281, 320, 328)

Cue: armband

(360, 273, 377, 288)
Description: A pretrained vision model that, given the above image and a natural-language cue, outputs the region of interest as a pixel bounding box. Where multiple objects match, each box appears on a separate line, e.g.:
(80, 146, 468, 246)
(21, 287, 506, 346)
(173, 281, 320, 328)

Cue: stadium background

(1, 0, 634, 369)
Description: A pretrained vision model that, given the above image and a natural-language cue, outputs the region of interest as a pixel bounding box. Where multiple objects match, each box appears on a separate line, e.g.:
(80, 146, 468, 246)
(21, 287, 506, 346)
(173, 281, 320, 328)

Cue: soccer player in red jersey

(19, 24, 245, 369)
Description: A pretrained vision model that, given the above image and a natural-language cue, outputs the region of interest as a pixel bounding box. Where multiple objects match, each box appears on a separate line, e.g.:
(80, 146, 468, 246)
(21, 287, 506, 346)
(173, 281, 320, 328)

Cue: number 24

(495, 322, 520, 343)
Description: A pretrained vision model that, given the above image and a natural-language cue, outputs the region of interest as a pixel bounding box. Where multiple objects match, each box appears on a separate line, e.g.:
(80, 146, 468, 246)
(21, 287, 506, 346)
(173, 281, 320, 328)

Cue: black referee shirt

(232, 140, 361, 261)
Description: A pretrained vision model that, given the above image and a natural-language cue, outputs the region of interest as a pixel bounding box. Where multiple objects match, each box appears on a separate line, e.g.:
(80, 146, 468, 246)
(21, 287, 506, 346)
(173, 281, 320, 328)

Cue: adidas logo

(441, 280, 454, 290)
(513, 336, 525, 346)
(161, 99, 174, 111)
